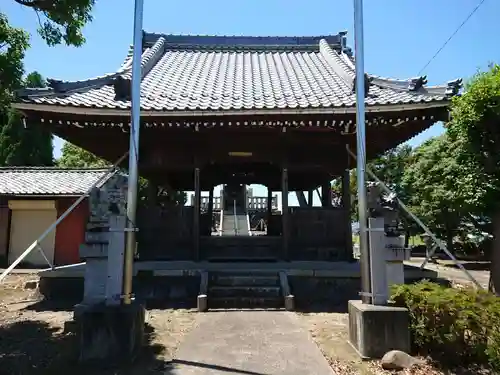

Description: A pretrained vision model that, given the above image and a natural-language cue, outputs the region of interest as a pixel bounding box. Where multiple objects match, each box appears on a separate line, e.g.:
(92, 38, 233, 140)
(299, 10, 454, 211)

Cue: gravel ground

(1, 273, 495, 374)
(299, 312, 493, 375)
(0, 274, 198, 375)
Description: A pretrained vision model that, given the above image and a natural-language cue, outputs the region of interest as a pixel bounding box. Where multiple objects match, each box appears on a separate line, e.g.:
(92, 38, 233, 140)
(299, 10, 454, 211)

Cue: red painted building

(0, 167, 109, 268)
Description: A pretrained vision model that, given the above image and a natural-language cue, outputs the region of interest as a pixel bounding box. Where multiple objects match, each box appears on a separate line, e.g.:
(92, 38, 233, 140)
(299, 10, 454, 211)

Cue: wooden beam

(267, 186, 272, 222)
(208, 186, 214, 231)
(148, 183, 158, 206)
(321, 182, 332, 207)
(342, 146, 353, 261)
(296, 191, 308, 207)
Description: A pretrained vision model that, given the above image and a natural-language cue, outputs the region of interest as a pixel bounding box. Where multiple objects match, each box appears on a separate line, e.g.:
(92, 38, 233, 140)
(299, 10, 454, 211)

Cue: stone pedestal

(197, 294, 208, 312)
(348, 300, 410, 359)
(284, 295, 295, 311)
(74, 302, 145, 365)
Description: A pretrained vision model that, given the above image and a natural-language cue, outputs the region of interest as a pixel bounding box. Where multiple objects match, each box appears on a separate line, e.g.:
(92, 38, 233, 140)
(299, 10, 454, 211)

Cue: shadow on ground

(442, 261, 491, 271)
(295, 303, 348, 313)
(166, 359, 267, 375)
(23, 298, 78, 312)
(0, 319, 171, 375)
(23, 298, 195, 313)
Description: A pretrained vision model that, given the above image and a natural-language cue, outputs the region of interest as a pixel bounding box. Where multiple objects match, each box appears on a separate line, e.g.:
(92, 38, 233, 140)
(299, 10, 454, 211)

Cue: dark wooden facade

(21, 110, 445, 191)
(13, 32, 458, 263)
(14, 105, 450, 264)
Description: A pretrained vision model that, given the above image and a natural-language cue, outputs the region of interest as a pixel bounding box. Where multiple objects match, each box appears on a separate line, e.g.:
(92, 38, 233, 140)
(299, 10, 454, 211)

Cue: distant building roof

(0, 167, 111, 196)
(15, 32, 461, 115)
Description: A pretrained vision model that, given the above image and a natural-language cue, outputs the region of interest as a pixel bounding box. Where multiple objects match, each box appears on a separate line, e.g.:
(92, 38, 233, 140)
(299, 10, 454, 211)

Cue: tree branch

(13, 0, 56, 12)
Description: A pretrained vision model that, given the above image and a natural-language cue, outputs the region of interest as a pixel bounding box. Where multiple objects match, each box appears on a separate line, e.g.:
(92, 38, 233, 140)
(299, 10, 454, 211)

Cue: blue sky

(4, 0, 499, 205)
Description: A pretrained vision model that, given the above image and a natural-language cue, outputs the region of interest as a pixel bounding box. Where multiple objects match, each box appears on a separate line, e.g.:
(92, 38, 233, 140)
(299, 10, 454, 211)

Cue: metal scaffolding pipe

(122, 0, 144, 305)
(353, 0, 372, 304)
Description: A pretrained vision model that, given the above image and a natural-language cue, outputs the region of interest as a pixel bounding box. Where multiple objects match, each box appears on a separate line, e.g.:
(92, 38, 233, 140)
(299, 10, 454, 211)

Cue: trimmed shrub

(390, 280, 500, 370)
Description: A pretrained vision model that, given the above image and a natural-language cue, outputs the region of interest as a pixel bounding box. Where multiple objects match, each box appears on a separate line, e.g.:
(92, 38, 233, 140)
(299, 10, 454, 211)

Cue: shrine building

(13, 32, 455, 307)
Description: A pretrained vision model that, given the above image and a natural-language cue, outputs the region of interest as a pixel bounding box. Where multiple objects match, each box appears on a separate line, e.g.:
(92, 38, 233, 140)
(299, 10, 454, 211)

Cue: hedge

(390, 281, 500, 370)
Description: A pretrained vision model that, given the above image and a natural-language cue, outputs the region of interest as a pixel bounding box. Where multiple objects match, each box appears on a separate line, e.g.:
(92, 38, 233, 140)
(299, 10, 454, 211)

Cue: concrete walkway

(168, 311, 335, 375)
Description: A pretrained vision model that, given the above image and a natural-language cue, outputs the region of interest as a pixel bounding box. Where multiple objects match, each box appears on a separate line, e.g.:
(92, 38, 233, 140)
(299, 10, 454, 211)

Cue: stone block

(348, 300, 410, 359)
(284, 295, 295, 311)
(80, 243, 108, 258)
(82, 259, 107, 304)
(197, 294, 208, 312)
(85, 231, 110, 244)
(74, 302, 145, 366)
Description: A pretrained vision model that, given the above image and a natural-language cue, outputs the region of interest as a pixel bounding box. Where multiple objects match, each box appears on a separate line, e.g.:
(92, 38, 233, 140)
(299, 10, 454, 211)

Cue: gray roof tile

(16, 33, 462, 112)
(0, 168, 111, 196)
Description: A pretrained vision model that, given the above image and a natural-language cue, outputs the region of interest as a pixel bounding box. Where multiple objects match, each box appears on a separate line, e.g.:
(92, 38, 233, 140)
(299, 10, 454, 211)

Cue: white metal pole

(122, 0, 144, 305)
(353, 0, 371, 304)
(0, 152, 128, 283)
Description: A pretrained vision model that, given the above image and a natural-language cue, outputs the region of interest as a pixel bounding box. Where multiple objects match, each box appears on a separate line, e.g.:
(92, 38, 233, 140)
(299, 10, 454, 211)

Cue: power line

(417, 0, 487, 76)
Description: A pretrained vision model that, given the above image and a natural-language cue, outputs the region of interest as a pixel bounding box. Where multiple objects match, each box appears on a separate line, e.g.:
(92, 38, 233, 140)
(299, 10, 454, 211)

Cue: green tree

(446, 64, 500, 293)
(24, 70, 46, 87)
(57, 141, 109, 168)
(0, 14, 29, 111)
(1, 1, 95, 99)
(402, 135, 468, 253)
(369, 145, 413, 198)
(333, 145, 414, 238)
(0, 71, 53, 166)
(0, 0, 96, 165)
(10, 0, 96, 46)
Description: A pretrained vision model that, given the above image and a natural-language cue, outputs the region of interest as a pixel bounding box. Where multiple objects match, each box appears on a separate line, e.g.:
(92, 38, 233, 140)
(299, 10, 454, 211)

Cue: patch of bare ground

(298, 311, 494, 375)
(0, 274, 199, 375)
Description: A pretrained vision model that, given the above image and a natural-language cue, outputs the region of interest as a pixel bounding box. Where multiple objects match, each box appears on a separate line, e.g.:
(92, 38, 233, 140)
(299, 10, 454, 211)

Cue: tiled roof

(16, 32, 462, 112)
(0, 167, 112, 196)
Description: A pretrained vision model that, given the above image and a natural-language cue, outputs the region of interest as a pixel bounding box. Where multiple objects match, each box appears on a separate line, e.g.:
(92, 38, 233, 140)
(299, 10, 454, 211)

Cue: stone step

(214, 275, 279, 286)
(206, 256, 278, 263)
(208, 297, 283, 309)
(210, 270, 280, 277)
(209, 286, 281, 299)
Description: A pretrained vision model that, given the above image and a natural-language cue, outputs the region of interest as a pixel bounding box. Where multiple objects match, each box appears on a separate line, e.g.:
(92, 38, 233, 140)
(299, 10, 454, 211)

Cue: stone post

(78, 174, 128, 306)
(75, 174, 145, 365)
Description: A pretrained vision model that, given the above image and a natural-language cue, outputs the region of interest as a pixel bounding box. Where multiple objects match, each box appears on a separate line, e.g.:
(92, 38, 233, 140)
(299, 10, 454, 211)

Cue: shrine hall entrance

(137, 176, 352, 263)
(201, 182, 281, 262)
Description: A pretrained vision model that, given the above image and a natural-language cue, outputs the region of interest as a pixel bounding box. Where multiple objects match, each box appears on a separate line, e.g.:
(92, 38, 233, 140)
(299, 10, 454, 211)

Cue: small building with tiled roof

(0, 167, 110, 268)
(12, 31, 462, 264)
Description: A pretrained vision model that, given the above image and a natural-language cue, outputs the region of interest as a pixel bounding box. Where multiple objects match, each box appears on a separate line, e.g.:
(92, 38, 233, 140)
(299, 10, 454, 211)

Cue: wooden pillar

(243, 184, 247, 211)
(267, 186, 273, 218)
(321, 182, 332, 207)
(208, 186, 214, 231)
(193, 167, 201, 261)
(147, 182, 158, 207)
(342, 148, 354, 261)
(307, 190, 313, 207)
(282, 167, 289, 260)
